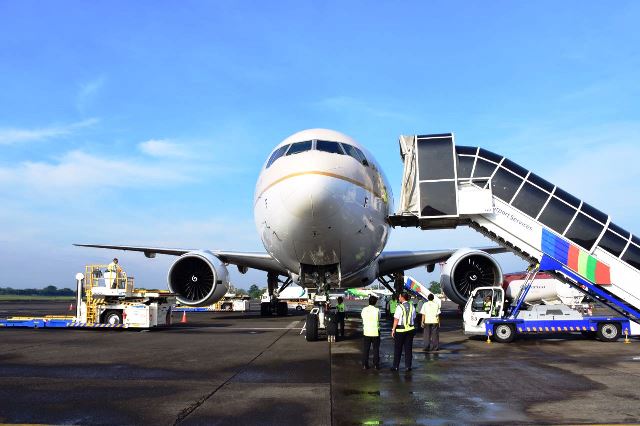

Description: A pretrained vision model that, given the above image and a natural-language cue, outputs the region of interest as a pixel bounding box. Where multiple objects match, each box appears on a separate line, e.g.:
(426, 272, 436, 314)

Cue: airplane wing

(377, 247, 507, 277)
(73, 244, 288, 274)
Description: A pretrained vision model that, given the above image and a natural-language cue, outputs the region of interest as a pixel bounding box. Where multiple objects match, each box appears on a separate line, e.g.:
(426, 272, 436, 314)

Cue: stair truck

(0, 265, 175, 329)
(389, 132, 640, 344)
(463, 257, 640, 342)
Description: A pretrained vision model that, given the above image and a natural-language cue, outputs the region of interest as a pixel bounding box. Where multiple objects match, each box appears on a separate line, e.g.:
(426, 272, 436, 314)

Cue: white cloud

(77, 76, 106, 112)
(0, 118, 99, 145)
(139, 139, 191, 158)
(0, 150, 192, 195)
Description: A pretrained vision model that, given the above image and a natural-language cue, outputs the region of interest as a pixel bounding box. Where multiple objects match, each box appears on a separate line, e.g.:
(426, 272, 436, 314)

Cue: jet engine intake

(440, 249, 502, 306)
(168, 250, 230, 306)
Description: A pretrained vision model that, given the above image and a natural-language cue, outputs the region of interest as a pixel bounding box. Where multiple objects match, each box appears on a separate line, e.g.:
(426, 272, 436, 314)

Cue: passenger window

(478, 148, 502, 164)
(599, 229, 628, 257)
(456, 146, 477, 155)
(472, 158, 498, 179)
(553, 187, 580, 208)
(286, 140, 312, 156)
(609, 222, 630, 239)
(580, 202, 608, 224)
(511, 182, 550, 218)
(491, 167, 523, 203)
(527, 172, 555, 193)
(538, 197, 576, 234)
(622, 242, 640, 270)
(266, 145, 289, 168)
(457, 155, 474, 179)
(341, 143, 369, 166)
(501, 158, 528, 178)
(564, 213, 604, 250)
(316, 140, 344, 155)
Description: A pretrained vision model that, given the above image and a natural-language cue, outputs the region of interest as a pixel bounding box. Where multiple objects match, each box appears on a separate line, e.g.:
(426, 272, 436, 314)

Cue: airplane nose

(280, 174, 345, 220)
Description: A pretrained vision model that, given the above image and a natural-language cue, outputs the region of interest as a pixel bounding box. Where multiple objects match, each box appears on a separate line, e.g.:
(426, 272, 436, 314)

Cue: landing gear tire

(102, 310, 123, 326)
(260, 302, 272, 316)
(597, 322, 621, 342)
(276, 301, 288, 316)
(493, 323, 515, 343)
(306, 313, 319, 342)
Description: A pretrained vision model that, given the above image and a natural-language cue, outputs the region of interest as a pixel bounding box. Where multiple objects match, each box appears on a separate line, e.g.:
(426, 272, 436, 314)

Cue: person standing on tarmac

(336, 296, 346, 338)
(391, 292, 416, 371)
(361, 295, 381, 370)
(421, 293, 440, 352)
(388, 294, 398, 320)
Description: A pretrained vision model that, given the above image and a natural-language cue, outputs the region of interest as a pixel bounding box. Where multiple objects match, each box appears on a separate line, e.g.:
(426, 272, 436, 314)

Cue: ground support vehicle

(174, 297, 251, 312)
(0, 265, 175, 329)
(463, 259, 640, 343)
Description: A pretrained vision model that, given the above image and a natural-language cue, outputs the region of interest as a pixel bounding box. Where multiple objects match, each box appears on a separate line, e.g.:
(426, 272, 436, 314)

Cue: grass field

(0, 295, 75, 301)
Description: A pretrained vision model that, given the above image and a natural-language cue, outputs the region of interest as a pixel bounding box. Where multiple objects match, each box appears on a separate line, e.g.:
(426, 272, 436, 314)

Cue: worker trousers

(393, 329, 415, 369)
(423, 323, 439, 351)
(337, 312, 345, 337)
(362, 335, 380, 368)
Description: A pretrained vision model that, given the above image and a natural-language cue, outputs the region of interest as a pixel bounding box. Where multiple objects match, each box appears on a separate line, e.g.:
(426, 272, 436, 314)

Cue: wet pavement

(1, 300, 640, 424)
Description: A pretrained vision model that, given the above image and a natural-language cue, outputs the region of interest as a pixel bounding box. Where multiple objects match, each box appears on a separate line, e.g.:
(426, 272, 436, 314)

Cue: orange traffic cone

(68, 303, 74, 312)
(180, 311, 187, 324)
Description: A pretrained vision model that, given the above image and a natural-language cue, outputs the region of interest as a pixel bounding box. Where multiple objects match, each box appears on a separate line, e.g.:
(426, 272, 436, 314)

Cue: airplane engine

(168, 250, 230, 306)
(440, 249, 503, 306)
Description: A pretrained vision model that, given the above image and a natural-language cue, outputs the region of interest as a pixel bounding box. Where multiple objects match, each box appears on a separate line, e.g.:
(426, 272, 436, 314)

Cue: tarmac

(1, 300, 640, 425)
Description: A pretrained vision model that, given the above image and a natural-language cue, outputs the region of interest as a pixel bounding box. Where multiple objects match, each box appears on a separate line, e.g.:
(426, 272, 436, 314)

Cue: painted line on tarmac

(221, 321, 303, 331)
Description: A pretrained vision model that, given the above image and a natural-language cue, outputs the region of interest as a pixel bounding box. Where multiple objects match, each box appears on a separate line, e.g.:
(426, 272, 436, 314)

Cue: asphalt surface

(1, 300, 640, 425)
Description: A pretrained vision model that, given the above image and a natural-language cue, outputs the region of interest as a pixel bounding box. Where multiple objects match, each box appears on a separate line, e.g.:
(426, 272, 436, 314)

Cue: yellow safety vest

(389, 299, 398, 314)
(337, 303, 346, 313)
(397, 302, 415, 332)
(361, 305, 380, 337)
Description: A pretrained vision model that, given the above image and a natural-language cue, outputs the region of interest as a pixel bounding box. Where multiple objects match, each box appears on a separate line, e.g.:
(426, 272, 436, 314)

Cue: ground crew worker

(391, 292, 416, 371)
(483, 295, 492, 314)
(107, 258, 122, 288)
(336, 296, 346, 338)
(388, 294, 398, 320)
(361, 295, 380, 370)
(421, 293, 440, 352)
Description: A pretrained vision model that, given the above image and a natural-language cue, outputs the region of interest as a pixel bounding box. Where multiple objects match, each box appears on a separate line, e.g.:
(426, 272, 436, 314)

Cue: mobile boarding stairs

(388, 133, 640, 337)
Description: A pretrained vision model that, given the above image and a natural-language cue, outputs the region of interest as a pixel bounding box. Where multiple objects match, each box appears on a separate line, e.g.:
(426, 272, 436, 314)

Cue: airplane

(76, 128, 506, 340)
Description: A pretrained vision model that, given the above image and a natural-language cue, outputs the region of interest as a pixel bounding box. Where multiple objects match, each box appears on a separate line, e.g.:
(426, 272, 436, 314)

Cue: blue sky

(1, 1, 639, 289)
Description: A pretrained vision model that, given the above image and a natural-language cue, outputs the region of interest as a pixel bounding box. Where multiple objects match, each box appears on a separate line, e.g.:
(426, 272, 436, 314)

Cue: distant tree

(248, 284, 263, 300)
(42, 285, 58, 296)
(428, 281, 441, 294)
(234, 288, 248, 296)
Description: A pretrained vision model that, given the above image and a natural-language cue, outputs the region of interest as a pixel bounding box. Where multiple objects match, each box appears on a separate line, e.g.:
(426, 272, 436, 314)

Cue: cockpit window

(341, 143, 369, 166)
(266, 144, 289, 168)
(316, 140, 345, 155)
(286, 140, 313, 156)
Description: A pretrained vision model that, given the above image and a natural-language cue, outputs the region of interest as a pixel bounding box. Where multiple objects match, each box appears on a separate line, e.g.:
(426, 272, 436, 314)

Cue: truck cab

(463, 286, 505, 335)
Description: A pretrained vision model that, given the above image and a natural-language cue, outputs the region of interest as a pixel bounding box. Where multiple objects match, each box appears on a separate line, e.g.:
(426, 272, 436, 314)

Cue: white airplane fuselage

(254, 129, 392, 288)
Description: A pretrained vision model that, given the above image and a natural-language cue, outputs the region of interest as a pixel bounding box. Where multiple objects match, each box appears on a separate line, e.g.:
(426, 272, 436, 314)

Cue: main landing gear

(260, 272, 290, 317)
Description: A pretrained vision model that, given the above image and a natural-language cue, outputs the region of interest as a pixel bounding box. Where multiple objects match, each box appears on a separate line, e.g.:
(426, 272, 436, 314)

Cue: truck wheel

(597, 322, 620, 342)
(493, 323, 515, 343)
(306, 313, 319, 342)
(103, 310, 122, 326)
(260, 302, 272, 316)
(276, 301, 288, 316)
(296, 305, 303, 311)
